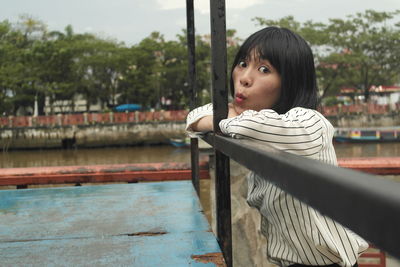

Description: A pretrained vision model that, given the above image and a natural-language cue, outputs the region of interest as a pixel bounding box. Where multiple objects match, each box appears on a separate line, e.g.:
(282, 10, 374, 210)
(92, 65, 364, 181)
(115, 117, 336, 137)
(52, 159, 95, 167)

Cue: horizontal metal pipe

(202, 133, 400, 259)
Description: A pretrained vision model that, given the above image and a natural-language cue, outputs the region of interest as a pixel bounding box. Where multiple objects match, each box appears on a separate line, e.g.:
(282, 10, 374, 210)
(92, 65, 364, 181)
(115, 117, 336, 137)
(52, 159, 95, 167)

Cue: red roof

(339, 85, 400, 95)
(339, 88, 357, 94)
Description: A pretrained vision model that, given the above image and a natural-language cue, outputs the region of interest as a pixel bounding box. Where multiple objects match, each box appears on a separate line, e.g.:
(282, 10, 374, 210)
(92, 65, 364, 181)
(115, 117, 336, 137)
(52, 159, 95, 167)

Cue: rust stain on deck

(127, 231, 167, 237)
(191, 252, 226, 267)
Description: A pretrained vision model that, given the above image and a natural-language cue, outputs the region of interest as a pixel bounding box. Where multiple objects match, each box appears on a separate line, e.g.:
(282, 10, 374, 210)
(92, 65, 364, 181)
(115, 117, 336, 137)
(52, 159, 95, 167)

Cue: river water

(2, 142, 399, 266)
(1, 142, 400, 168)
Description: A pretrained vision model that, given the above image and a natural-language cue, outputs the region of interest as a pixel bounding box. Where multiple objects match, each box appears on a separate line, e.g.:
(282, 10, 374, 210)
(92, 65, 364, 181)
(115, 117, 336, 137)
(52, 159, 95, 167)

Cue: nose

(240, 69, 252, 87)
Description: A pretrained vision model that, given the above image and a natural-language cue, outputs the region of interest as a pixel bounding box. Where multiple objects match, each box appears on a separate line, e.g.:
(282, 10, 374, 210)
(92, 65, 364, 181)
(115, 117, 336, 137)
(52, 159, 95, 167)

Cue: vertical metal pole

(210, 0, 232, 266)
(186, 0, 200, 195)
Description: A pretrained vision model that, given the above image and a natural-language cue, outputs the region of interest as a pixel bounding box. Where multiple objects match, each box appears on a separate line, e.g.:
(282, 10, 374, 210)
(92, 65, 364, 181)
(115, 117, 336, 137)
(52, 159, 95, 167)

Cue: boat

(169, 137, 190, 147)
(334, 127, 400, 143)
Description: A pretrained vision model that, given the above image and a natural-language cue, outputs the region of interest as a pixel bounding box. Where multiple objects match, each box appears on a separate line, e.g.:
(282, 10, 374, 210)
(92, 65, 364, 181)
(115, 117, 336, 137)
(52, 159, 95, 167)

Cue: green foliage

(0, 18, 227, 114)
(1, 9, 397, 115)
(322, 96, 343, 106)
(254, 10, 400, 102)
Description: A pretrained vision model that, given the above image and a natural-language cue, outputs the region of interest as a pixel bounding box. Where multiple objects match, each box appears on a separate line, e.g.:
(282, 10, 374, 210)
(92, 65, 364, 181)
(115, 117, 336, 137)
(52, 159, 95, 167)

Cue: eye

(259, 66, 270, 73)
(238, 61, 247, 68)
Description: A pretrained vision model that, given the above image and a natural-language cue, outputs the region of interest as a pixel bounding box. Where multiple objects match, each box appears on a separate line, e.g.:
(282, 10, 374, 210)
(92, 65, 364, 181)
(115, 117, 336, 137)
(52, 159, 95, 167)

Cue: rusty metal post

(186, 0, 200, 195)
(209, 0, 232, 266)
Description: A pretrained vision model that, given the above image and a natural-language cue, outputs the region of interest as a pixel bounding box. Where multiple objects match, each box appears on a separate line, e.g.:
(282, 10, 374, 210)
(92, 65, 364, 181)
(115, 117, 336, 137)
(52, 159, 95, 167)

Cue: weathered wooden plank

(0, 233, 224, 266)
(0, 181, 225, 266)
(0, 161, 210, 186)
(338, 157, 400, 175)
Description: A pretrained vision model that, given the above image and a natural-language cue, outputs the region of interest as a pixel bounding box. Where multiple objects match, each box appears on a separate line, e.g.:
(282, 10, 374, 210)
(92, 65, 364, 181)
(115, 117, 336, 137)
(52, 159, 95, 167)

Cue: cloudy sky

(2, 0, 399, 45)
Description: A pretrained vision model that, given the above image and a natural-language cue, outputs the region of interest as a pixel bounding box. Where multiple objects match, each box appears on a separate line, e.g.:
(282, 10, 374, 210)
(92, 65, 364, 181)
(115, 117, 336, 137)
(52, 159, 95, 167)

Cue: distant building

(44, 94, 102, 114)
(338, 85, 400, 108)
(369, 85, 400, 107)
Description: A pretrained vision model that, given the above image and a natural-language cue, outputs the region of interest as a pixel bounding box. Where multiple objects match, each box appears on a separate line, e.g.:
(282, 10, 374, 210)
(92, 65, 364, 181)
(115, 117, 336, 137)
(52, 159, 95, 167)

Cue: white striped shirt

(186, 104, 368, 267)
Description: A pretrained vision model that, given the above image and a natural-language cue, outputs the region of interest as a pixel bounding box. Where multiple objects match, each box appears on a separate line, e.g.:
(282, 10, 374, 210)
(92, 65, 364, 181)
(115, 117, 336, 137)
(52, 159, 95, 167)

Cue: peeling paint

(58, 168, 91, 174)
(0, 161, 210, 186)
(191, 252, 226, 267)
(0, 182, 223, 265)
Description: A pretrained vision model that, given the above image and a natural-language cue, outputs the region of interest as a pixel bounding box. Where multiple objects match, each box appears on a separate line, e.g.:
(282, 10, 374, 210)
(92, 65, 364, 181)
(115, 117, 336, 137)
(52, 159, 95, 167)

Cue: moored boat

(334, 127, 400, 143)
(169, 137, 190, 147)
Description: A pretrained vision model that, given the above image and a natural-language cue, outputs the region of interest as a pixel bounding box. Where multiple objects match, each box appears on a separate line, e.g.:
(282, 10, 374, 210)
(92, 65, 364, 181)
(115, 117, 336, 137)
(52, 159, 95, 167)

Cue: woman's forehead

(243, 49, 271, 64)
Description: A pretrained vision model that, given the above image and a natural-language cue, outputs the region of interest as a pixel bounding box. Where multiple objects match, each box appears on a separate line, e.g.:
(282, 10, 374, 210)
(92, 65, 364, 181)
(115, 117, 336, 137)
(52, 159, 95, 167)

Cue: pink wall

(0, 110, 189, 128)
(1, 104, 399, 128)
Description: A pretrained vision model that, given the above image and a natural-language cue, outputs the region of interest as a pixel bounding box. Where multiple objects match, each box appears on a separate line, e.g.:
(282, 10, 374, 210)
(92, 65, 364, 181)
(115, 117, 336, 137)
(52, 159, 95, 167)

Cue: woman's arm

(186, 103, 240, 133)
(186, 103, 214, 134)
(190, 115, 213, 132)
(219, 107, 330, 157)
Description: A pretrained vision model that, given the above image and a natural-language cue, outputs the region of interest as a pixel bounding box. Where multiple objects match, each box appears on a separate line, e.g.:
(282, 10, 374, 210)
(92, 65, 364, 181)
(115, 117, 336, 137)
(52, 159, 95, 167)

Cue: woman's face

(232, 53, 281, 114)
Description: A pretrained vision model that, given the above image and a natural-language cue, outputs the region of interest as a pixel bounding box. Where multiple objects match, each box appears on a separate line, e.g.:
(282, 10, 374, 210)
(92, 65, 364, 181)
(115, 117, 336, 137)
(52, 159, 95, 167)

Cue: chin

(236, 106, 249, 115)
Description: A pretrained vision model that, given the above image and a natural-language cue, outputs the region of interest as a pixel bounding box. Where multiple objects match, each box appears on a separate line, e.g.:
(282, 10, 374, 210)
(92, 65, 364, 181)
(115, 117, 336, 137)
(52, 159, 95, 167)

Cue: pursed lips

(235, 93, 246, 104)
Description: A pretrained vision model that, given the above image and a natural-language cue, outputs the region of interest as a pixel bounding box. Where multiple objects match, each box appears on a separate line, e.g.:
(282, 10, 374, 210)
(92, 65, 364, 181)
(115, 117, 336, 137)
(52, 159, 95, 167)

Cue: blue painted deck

(0, 181, 224, 266)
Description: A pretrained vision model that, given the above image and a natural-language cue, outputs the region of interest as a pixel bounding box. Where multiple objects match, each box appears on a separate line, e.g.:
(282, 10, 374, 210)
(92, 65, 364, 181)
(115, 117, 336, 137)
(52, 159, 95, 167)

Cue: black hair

(230, 26, 319, 114)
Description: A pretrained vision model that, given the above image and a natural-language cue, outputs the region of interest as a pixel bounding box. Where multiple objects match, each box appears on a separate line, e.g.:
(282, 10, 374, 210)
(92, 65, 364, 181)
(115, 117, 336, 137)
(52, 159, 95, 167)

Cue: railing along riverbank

(322, 104, 400, 128)
(1, 103, 399, 129)
(321, 103, 400, 116)
(0, 110, 188, 128)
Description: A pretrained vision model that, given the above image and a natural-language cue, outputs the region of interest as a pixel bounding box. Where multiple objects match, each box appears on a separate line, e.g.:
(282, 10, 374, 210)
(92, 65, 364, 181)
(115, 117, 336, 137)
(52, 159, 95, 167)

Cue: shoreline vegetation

(1, 10, 399, 118)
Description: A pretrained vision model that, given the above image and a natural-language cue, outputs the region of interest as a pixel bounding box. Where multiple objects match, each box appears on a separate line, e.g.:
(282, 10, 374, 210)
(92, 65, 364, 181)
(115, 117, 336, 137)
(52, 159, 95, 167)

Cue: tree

(0, 16, 48, 115)
(122, 32, 164, 109)
(0, 20, 16, 115)
(84, 39, 126, 109)
(254, 10, 400, 102)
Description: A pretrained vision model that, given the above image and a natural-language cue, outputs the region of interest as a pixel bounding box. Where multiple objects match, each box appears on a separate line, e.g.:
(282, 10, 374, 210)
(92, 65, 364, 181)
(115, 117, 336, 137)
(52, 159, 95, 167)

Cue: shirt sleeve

(185, 103, 213, 137)
(219, 107, 326, 157)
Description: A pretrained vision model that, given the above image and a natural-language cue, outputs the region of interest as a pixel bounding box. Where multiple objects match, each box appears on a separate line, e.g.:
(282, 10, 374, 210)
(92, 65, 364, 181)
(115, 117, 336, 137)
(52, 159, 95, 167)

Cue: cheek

(259, 79, 280, 95)
(266, 77, 281, 96)
(232, 70, 240, 86)
(258, 80, 281, 106)
(269, 87, 281, 105)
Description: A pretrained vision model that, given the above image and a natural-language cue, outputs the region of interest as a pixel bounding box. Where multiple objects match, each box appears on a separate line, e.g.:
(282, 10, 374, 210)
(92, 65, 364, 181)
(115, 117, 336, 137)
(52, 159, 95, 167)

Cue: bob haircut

(230, 26, 319, 114)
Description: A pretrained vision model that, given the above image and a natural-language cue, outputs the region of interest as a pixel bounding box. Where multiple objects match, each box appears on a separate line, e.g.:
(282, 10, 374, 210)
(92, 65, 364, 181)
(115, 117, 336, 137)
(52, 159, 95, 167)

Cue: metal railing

(186, 1, 400, 267)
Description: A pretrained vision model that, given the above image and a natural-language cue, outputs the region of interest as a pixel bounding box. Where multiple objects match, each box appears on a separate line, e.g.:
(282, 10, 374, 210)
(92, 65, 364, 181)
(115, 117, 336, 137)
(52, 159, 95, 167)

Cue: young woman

(186, 27, 368, 267)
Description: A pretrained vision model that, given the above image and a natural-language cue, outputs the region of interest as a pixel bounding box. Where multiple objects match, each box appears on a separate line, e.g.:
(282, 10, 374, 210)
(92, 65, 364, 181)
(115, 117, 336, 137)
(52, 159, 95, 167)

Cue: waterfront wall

(1, 106, 400, 150)
(0, 110, 188, 150)
(1, 104, 399, 129)
(0, 110, 188, 128)
(326, 113, 400, 128)
(0, 122, 186, 150)
(323, 103, 400, 127)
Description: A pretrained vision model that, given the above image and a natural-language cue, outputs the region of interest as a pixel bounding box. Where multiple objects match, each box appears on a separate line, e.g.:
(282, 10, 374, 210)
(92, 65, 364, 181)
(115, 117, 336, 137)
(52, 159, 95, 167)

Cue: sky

(1, 0, 400, 46)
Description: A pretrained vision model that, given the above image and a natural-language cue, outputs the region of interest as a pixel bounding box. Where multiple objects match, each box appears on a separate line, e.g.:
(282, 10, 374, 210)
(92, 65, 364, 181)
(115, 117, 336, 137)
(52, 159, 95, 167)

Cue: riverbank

(1, 108, 400, 150)
(326, 113, 400, 128)
(0, 122, 186, 150)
